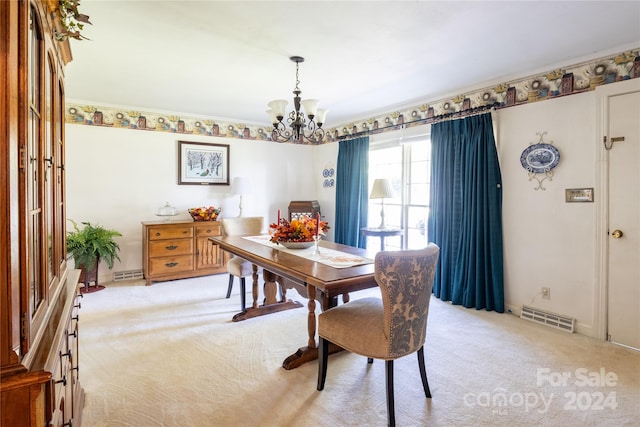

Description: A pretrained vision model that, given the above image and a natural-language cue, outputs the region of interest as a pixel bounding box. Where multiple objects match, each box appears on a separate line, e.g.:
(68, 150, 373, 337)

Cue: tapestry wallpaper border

(66, 49, 639, 144)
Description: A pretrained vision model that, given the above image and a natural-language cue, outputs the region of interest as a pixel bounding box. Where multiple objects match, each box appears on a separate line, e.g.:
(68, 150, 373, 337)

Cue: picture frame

(178, 141, 230, 185)
(565, 188, 594, 203)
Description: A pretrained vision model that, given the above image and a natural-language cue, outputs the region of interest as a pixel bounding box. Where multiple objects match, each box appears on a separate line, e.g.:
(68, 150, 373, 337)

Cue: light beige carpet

(79, 275, 639, 426)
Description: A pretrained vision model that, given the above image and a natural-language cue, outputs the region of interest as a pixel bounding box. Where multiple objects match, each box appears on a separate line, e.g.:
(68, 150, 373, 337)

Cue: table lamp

(231, 177, 251, 217)
(369, 178, 394, 229)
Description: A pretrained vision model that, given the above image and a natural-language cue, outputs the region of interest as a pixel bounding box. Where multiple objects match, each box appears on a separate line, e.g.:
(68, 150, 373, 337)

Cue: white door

(607, 86, 640, 350)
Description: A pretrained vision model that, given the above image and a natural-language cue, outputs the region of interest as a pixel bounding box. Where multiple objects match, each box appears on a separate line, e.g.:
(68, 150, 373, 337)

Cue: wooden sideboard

(142, 220, 229, 285)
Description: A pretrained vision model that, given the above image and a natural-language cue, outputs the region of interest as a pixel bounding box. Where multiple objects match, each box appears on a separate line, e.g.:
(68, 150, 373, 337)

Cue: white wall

(65, 125, 319, 280)
(66, 82, 626, 340)
(497, 91, 598, 336)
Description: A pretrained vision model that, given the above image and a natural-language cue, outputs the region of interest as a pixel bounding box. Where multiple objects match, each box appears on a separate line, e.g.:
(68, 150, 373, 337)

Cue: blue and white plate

(520, 143, 560, 173)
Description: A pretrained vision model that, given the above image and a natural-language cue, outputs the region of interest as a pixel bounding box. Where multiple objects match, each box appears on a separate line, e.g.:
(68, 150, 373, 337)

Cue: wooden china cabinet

(1, 1, 84, 426)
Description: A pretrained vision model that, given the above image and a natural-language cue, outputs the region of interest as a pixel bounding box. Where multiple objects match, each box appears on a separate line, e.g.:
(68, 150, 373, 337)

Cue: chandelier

(267, 56, 328, 144)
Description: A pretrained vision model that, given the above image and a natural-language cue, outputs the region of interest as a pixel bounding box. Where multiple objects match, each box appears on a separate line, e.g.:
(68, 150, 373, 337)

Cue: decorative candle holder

(313, 235, 321, 255)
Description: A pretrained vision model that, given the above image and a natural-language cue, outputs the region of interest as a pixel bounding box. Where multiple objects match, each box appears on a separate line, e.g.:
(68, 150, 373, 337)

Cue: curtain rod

(336, 102, 499, 142)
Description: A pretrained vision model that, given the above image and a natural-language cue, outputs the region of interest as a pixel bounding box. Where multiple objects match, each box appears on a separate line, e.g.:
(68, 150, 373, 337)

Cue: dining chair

(316, 244, 440, 427)
(220, 217, 264, 311)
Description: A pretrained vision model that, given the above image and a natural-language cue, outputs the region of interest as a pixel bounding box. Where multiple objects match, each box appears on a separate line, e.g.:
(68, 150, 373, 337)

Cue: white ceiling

(64, 1, 640, 128)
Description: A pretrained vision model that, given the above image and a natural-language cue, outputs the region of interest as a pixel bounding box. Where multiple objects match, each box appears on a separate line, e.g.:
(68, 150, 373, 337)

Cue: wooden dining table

(210, 235, 378, 369)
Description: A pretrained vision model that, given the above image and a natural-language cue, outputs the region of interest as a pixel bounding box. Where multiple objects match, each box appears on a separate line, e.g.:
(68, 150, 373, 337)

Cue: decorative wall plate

(520, 143, 560, 173)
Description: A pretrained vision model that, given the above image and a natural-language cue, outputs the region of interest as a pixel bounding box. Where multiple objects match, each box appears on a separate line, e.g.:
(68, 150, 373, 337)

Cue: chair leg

(317, 337, 329, 391)
(417, 346, 432, 398)
(226, 275, 234, 298)
(385, 360, 395, 427)
(240, 277, 246, 311)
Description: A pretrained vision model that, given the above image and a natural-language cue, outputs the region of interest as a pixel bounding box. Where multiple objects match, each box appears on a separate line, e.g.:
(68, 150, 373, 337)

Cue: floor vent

(520, 305, 575, 333)
(113, 269, 144, 282)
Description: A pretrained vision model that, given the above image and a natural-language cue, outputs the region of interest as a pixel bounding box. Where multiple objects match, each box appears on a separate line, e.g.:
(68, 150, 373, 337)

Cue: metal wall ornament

(520, 132, 560, 190)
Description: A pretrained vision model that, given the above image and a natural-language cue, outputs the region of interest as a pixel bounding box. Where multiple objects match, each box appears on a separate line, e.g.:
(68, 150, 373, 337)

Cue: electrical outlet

(542, 287, 550, 299)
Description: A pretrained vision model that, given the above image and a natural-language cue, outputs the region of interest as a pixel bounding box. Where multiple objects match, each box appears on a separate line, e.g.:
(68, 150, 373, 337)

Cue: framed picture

(178, 141, 230, 185)
(565, 188, 594, 203)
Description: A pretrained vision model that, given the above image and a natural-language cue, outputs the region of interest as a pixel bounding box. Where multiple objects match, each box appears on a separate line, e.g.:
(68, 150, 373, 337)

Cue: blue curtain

(334, 136, 369, 248)
(427, 113, 504, 312)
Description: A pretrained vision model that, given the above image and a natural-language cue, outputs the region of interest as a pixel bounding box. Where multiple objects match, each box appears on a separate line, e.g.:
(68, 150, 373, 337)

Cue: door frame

(594, 78, 640, 341)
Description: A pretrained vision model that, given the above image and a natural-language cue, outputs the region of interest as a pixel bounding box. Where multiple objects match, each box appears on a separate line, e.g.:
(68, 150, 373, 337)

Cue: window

(367, 128, 431, 250)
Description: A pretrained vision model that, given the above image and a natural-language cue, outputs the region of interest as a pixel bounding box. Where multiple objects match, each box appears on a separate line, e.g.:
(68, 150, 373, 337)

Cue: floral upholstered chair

(316, 244, 440, 427)
(220, 217, 264, 311)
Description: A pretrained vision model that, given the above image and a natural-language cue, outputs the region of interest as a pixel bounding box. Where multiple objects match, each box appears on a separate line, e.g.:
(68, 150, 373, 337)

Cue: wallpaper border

(66, 49, 639, 144)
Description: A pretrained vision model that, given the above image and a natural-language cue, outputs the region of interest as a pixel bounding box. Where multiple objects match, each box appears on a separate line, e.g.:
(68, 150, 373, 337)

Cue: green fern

(66, 220, 121, 270)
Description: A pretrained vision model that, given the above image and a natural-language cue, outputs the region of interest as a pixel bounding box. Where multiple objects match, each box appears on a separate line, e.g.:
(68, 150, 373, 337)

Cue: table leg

(252, 264, 259, 309)
(282, 286, 343, 370)
(232, 268, 303, 322)
(380, 236, 385, 251)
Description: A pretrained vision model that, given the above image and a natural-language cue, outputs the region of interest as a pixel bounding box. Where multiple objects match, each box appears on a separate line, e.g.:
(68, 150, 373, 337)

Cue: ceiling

(64, 1, 640, 128)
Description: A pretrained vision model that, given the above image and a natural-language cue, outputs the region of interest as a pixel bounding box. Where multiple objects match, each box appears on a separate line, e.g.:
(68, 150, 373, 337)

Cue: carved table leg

(281, 284, 343, 370)
(232, 268, 303, 323)
(252, 264, 259, 309)
(263, 270, 278, 305)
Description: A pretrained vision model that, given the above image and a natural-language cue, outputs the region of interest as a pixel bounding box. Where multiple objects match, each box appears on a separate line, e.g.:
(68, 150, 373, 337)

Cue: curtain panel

(427, 113, 504, 312)
(334, 136, 369, 248)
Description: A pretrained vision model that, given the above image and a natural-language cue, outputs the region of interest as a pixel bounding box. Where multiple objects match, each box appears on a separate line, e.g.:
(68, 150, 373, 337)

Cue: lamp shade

(369, 178, 394, 199)
(267, 99, 288, 118)
(301, 99, 319, 117)
(231, 177, 251, 195)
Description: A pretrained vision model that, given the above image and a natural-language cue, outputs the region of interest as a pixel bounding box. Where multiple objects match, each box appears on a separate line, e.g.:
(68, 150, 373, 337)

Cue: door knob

(611, 230, 623, 239)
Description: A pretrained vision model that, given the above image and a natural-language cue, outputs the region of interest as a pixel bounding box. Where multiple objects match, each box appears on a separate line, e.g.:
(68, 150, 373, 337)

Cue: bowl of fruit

(188, 206, 221, 221)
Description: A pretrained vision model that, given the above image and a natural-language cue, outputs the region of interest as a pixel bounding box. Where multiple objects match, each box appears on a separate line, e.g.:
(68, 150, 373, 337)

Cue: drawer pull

(61, 350, 72, 359)
(165, 245, 178, 250)
(67, 329, 77, 338)
(155, 232, 161, 237)
(63, 419, 73, 427)
(56, 375, 67, 386)
(165, 262, 178, 268)
(74, 302, 81, 309)
(72, 315, 79, 322)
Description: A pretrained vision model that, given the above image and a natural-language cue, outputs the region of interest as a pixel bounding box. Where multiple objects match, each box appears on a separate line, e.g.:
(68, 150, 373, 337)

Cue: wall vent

(520, 305, 575, 333)
(113, 269, 144, 282)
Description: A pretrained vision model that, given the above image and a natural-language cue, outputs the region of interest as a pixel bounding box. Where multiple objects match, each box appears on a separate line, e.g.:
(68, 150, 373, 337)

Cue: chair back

(221, 217, 264, 237)
(374, 243, 440, 358)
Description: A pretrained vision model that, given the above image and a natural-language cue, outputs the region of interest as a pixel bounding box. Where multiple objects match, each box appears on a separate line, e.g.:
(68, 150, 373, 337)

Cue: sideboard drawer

(148, 226, 193, 240)
(149, 255, 194, 275)
(148, 239, 194, 257)
(196, 223, 221, 237)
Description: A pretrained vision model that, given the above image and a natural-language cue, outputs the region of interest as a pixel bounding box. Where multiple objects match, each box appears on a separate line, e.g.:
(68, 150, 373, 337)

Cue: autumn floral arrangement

(189, 206, 221, 221)
(269, 215, 329, 244)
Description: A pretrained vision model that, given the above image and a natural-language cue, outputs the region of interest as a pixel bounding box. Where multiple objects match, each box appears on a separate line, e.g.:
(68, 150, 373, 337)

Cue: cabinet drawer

(148, 226, 193, 240)
(148, 239, 193, 257)
(196, 223, 221, 237)
(149, 255, 194, 275)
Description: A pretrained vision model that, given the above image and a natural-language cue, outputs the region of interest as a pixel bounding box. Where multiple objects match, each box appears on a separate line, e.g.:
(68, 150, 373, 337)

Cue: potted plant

(66, 220, 121, 292)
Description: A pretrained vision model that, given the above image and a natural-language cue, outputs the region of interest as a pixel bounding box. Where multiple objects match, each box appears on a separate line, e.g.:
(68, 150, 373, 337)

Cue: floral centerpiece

(269, 215, 329, 247)
(189, 206, 221, 221)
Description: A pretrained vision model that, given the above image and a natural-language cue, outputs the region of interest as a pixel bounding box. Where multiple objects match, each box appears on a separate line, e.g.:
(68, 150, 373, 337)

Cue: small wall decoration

(178, 141, 230, 185)
(322, 165, 335, 188)
(520, 132, 560, 190)
(565, 188, 594, 203)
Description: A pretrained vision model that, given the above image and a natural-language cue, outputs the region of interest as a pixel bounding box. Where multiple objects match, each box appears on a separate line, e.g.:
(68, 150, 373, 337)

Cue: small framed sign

(565, 188, 594, 203)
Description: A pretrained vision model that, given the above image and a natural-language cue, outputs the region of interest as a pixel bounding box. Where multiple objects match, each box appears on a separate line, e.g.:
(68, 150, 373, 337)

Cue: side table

(361, 227, 403, 251)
